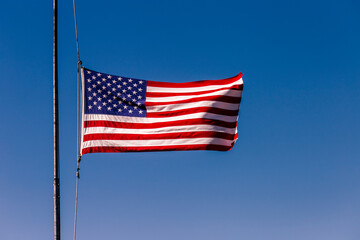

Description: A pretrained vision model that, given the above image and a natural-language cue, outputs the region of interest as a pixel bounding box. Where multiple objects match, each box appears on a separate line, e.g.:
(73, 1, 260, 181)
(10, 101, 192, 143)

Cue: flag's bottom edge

(81, 144, 236, 155)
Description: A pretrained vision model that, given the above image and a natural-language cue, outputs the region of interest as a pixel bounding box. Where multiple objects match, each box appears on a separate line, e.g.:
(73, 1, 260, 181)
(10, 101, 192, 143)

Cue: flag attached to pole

(80, 67, 243, 155)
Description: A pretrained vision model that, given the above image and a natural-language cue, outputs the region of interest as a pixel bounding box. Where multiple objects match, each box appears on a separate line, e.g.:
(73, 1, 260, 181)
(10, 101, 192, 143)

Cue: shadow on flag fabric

(80, 67, 243, 155)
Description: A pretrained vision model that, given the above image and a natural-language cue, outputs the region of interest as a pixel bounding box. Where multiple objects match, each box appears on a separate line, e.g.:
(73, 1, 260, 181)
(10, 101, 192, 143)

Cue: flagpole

(53, 0, 61, 238)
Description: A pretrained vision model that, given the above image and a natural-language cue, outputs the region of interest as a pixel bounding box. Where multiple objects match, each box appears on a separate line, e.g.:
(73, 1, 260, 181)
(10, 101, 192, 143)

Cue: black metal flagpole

(53, 0, 61, 238)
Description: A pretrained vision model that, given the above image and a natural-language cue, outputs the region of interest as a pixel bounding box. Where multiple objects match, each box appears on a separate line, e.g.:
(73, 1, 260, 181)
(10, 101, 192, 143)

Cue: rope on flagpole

(73, 0, 82, 160)
(73, 156, 81, 240)
(73, 0, 82, 238)
(73, 57, 81, 240)
(73, 0, 81, 65)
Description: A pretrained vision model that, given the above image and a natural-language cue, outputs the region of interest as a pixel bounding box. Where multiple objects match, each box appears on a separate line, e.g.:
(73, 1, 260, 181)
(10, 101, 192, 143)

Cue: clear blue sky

(1, 0, 359, 239)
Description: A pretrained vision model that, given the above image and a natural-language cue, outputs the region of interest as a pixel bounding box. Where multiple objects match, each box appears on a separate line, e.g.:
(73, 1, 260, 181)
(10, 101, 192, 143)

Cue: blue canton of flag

(83, 69, 147, 117)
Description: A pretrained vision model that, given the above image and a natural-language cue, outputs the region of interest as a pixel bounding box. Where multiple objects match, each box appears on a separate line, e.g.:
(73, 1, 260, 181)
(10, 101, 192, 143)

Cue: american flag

(80, 67, 243, 155)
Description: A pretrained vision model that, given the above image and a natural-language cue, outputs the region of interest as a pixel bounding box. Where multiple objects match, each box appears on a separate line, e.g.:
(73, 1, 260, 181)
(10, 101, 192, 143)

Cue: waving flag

(80, 67, 243, 155)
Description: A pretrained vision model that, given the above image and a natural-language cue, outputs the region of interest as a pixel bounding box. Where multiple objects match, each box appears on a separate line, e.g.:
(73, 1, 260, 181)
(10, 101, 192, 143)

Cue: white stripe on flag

(84, 125, 236, 135)
(146, 89, 242, 102)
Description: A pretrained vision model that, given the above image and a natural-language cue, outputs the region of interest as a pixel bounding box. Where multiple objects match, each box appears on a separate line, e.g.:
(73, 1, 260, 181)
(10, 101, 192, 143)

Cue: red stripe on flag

(83, 131, 236, 141)
(145, 95, 242, 106)
(84, 118, 238, 129)
(146, 85, 243, 97)
(146, 107, 239, 118)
